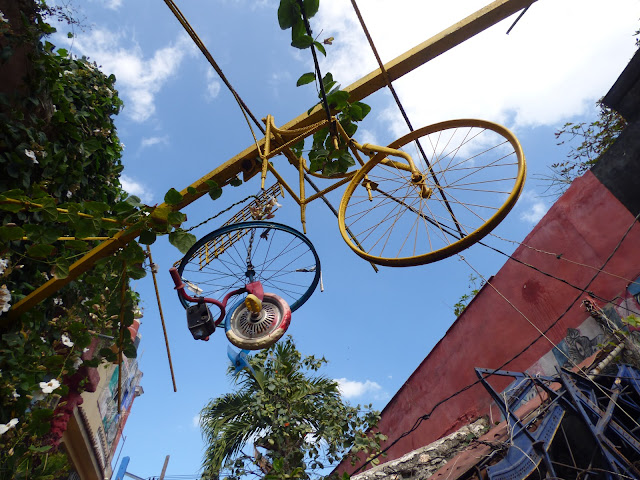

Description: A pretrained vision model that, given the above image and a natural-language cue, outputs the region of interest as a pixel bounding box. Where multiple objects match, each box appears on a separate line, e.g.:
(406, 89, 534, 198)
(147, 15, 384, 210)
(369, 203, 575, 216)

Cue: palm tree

(199, 337, 385, 480)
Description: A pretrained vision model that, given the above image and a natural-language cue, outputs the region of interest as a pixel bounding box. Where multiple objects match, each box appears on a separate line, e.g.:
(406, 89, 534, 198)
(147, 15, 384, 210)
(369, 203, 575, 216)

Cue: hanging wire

(348, 0, 464, 237)
(351, 211, 640, 476)
(488, 230, 640, 287)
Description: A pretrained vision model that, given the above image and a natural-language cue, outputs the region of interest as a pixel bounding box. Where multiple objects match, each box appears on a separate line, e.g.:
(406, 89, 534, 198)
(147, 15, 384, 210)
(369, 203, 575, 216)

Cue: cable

(350, 211, 640, 475)
(349, 0, 463, 238)
(488, 230, 640, 288)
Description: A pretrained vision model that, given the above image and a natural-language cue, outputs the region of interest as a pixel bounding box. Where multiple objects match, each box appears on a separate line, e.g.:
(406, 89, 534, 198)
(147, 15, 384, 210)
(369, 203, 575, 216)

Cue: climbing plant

(278, 0, 372, 177)
(0, 2, 219, 477)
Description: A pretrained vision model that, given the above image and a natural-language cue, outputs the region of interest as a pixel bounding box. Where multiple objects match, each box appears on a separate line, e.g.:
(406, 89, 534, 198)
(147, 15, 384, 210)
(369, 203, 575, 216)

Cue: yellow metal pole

(4, 0, 535, 319)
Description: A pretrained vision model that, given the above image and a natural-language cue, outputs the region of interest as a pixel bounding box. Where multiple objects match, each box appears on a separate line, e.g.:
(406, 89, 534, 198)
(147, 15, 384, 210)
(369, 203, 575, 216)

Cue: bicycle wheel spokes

(339, 119, 526, 266)
(177, 222, 320, 311)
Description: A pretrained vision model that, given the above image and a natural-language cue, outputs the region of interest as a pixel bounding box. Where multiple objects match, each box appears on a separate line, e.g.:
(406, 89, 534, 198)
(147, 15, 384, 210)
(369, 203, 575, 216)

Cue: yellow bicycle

(258, 115, 526, 267)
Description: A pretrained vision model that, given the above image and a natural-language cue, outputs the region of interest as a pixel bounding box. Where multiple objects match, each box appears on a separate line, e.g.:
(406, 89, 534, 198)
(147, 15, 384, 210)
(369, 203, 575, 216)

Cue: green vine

(278, 0, 372, 177)
(0, 3, 221, 477)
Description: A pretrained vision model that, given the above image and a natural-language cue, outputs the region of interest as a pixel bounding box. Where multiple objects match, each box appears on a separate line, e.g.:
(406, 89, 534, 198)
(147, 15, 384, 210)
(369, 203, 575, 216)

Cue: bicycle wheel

(177, 221, 320, 311)
(338, 119, 526, 267)
(225, 294, 291, 350)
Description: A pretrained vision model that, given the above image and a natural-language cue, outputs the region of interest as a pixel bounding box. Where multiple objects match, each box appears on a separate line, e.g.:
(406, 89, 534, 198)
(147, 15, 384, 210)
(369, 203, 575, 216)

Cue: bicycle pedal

(245, 294, 262, 314)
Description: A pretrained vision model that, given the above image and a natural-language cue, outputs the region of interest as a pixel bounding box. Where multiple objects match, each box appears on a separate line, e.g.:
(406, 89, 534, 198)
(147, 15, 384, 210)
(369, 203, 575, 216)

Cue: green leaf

(291, 19, 313, 49)
(168, 211, 187, 226)
(125, 195, 142, 207)
(123, 341, 137, 359)
(277, 0, 300, 29)
(206, 180, 223, 200)
(37, 197, 59, 221)
(84, 201, 110, 213)
(353, 101, 371, 119)
(23, 224, 62, 244)
(230, 176, 242, 187)
(0, 225, 25, 242)
(2, 333, 24, 347)
(164, 188, 183, 206)
(138, 230, 156, 245)
(297, 72, 316, 87)
(169, 230, 197, 254)
(303, 0, 319, 18)
(29, 445, 53, 453)
(53, 258, 70, 279)
(327, 90, 350, 110)
(64, 240, 90, 251)
(187, 186, 197, 195)
(26, 244, 56, 258)
(313, 40, 326, 56)
(74, 218, 100, 238)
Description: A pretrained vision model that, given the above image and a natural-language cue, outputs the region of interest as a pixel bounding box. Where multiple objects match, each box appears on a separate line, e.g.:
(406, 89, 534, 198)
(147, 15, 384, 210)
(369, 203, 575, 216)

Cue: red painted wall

(338, 169, 640, 471)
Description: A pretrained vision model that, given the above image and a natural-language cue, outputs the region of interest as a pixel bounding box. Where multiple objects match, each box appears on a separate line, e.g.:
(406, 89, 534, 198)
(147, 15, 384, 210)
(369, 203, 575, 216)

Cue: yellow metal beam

(5, 0, 536, 320)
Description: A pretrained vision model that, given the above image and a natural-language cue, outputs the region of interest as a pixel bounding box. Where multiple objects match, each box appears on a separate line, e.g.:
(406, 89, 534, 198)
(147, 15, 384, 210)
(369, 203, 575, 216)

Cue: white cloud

(120, 174, 153, 204)
(205, 70, 222, 101)
(335, 377, 382, 399)
(192, 414, 201, 428)
(64, 29, 196, 122)
(313, 0, 638, 135)
(518, 190, 549, 224)
(140, 136, 169, 148)
(105, 0, 123, 10)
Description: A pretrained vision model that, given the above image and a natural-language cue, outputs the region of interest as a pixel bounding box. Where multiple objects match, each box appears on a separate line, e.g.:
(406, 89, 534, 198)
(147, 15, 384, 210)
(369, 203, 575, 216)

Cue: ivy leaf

(74, 218, 100, 238)
(169, 230, 197, 254)
(26, 244, 56, 258)
(164, 188, 183, 206)
(23, 224, 62, 244)
(53, 257, 71, 279)
(230, 176, 242, 187)
(0, 225, 25, 242)
(291, 19, 313, 49)
(296, 72, 316, 87)
(138, 230, 156, 245)
(327, 90, 350, 110)
(123, 341, 138, 358)
(84, 201, 110, 213)
(313, 41, 326, 57)
(206, 180, 223, 200)
(303, 0, 319, 18)
(168, 211, 187, 226)
(353, 101, 371, 119)
(37, 197, 59, 221)
(125, 195, 142, 207)
(277, 0, 300, 29)
(64, 240, 90, 251)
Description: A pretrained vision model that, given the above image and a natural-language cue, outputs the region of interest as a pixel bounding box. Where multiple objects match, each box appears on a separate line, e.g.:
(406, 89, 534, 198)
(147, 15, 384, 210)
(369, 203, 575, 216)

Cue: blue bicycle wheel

(176, 221, 320, 312)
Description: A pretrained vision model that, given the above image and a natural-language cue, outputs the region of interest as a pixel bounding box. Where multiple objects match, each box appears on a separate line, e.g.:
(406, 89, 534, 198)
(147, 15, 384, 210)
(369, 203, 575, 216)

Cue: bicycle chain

(182, 194, 259, 233)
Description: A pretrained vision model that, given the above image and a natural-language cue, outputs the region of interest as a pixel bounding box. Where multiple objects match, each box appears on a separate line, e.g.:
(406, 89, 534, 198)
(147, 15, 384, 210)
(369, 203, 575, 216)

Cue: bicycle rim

(338, 119, 526, 266)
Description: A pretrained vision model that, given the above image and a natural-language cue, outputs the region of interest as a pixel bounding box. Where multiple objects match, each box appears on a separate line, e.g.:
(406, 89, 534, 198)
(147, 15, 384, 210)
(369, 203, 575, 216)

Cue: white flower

(0, 418, 19, 435)
(40, 336, 46, 343)
(24, 149, 38, 164)
(0, 258, 8, 275)
(61, 333, 74, 347)
(0, 285, 11, 315)
(39, 379, 60, 394)
(53, 297, 63, 306)
(82, 347, 90, 353)
(73, 357, 83, 369)
(269, 196, 282, 208)
(66, 191, 72, 199)
(63, 70, 72, 75)
(0, 11, 8, 23)
(11, 390, 19, 399)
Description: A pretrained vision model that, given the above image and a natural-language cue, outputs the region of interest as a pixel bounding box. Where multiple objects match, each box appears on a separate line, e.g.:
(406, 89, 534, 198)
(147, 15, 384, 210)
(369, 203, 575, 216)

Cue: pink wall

(339, 170, 640, 472)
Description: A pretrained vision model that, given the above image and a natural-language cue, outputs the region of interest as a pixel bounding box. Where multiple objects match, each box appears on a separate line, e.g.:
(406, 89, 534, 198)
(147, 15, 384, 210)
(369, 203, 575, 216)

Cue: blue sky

(47, 0, 640, 477)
